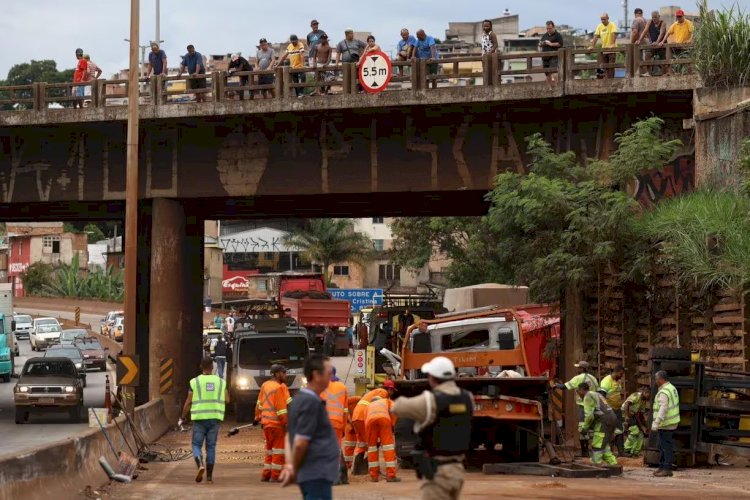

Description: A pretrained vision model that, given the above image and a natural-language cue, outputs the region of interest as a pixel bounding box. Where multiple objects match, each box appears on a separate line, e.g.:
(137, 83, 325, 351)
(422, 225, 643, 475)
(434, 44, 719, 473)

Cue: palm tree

(282, 219, 374, 283)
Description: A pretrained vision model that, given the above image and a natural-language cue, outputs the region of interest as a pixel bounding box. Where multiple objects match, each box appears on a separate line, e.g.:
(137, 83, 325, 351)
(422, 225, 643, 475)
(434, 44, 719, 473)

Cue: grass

(694, 0, 750, 87)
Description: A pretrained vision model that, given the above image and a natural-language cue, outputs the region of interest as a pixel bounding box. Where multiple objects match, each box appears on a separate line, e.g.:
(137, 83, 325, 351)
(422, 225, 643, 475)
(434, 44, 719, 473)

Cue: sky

(0, 0, 747, 78)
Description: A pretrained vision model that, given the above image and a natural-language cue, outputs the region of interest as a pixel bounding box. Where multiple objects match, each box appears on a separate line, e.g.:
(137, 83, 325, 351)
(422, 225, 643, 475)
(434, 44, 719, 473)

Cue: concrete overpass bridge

(0, 45, 698, 418)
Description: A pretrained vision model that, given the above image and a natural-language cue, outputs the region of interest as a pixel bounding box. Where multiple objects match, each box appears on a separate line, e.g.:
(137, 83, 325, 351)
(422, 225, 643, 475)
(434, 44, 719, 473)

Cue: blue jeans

(192, 419, 220, 465)
(658, 429, 674, 471)
(299, 479, 333, 500)
(215, 356, 226, 378)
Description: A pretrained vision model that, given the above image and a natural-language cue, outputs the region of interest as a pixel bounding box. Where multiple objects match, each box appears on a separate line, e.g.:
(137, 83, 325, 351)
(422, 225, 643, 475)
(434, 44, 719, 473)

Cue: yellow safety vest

(190, 374, 226, 421)
(653, 382, 680, 429)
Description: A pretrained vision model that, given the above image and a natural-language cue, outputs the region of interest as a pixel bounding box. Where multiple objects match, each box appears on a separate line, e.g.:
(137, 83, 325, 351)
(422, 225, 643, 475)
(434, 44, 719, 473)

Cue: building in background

(7, 222, 88, 297)
(204, 221, 224, 304)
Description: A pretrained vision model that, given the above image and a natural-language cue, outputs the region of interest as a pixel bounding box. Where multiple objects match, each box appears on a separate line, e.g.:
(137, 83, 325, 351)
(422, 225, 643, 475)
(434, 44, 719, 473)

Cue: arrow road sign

(358, 50, 393, 94)
(117, 354, 140, 386)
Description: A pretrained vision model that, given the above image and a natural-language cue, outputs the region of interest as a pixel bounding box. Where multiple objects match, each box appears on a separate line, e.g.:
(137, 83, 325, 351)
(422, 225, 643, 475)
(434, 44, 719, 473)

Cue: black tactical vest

(419, 389, 473, 456)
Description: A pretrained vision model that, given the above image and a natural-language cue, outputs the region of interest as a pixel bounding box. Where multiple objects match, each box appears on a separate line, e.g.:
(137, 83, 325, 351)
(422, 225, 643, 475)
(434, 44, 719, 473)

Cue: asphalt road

(0, 334, 116, 457)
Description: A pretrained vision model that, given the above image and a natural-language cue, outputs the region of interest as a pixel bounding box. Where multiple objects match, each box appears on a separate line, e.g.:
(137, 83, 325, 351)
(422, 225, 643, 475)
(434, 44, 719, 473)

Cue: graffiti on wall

(633, 155, 695, 206)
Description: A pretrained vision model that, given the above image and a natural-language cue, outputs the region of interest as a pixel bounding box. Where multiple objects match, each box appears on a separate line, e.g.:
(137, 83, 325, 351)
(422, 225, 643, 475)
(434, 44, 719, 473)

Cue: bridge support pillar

(148, 198, 204, 422)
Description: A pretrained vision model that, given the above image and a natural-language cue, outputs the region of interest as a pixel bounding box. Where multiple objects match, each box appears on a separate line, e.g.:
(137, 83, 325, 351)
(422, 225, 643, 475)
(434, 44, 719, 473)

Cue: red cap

(675, 9, 685, 16)
(383, 380, 396, 389)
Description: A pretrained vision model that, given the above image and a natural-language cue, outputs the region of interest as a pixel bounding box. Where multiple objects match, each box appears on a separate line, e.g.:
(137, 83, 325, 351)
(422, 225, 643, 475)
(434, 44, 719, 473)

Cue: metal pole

(155, 0, 160, 50)
(623, 0, 629, 34)
(124, 0, 140, 415)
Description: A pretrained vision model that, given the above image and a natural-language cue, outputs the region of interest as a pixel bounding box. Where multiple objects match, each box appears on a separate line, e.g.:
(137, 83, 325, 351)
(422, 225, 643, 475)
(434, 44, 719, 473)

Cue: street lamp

(123, 39, 148, 78)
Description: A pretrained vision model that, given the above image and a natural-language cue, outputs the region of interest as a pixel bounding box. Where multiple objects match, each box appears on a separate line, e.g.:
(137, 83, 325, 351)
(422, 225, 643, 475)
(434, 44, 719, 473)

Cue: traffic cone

(104, 374, 112, 421)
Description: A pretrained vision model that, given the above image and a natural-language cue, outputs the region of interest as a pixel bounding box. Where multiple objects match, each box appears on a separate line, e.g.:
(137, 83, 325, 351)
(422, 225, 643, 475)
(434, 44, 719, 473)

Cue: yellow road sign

(117, 355, 140, 386)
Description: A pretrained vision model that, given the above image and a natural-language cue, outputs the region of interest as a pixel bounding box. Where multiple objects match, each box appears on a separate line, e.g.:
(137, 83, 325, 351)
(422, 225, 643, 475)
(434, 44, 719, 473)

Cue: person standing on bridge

(256, 38, 276, 99)
(256, 364, 291, 482)
(591, 13, 619, 78)
(637, 11, 667, 76)
(73, 48, 88, 109)
(179, 44, 207, 103)
(414, 29, 439, 79)
(147, 42, 168, 79)
(311, 34, 333, 96)
(307, 20, 328, 62)
(539, 21, 563, 86)
(180, 356, 228, 484)
(274, 35, 307, 97)
(396, 29, 417, 76)
(481, 20, 499, 55)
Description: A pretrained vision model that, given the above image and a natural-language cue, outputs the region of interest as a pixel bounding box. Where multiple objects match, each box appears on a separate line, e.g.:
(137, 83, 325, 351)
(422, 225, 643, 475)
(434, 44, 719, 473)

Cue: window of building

(372, 217, 384, 224)
(378, 264, 400, 282)
(373, 239, 384, 251)
(333, 265, 349, 276)
(42, 236, 61, 254)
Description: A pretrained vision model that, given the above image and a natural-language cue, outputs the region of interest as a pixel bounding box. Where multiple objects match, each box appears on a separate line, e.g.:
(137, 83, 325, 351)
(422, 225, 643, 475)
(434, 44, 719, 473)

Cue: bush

(694, 0, 750, 87)
(21, 262, 54, 295)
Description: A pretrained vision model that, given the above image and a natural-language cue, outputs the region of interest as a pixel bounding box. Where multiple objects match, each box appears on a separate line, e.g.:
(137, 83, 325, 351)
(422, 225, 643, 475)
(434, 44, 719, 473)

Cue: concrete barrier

(0, 399, 171, 500)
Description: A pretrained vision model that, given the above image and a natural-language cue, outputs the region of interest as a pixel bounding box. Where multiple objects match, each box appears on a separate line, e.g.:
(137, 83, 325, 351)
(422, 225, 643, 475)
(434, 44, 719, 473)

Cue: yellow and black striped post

(74, 307, 81, 326)
(160, 357, 174, 394)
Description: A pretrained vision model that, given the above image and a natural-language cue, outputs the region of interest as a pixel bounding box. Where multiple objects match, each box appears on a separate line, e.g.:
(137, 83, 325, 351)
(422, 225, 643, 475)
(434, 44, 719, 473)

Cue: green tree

(83, 223, 106, 243)
(282, 219, 374, 283)
(3, 60, 75, 109)
(21, 262, 54, 295)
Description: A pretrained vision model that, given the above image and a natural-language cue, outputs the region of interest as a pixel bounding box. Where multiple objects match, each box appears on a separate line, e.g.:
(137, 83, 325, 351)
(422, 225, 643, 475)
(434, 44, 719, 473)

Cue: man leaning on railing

(659, 9, 694, 75)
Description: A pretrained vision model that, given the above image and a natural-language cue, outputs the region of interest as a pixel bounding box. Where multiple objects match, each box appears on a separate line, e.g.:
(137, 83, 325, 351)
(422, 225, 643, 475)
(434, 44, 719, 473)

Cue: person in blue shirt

(414, 29, 439, 77)
(178, 44, 207, 103)
(397, 28, 417, 75)
(213, 313, 223, 330)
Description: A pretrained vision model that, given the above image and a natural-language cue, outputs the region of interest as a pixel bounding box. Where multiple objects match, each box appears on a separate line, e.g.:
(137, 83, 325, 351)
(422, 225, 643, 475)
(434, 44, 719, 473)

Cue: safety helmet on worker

(421, 356, 456, 380)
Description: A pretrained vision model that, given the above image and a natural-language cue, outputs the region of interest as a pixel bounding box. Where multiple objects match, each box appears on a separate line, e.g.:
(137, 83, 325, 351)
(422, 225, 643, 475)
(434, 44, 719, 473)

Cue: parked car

(100, 311, 124, 337)
(30, 318, 62, 351)
(44, 345, 87, 387)
(60, 329, 88, 346)
(74, 337, 108, 372)
(14, 357, 85, 424)
(113, 317, 124, 342)
(13, 314, 33, 340)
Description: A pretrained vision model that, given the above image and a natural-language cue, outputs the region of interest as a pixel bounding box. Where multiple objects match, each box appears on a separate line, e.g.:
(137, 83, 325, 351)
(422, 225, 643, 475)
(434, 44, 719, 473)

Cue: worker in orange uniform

(350, 380, 396, 475)
(321, 367, 349, 485)
(365, 396, 401, 482)
(255, 364, 292, 482)
(343, 395, 361, 471)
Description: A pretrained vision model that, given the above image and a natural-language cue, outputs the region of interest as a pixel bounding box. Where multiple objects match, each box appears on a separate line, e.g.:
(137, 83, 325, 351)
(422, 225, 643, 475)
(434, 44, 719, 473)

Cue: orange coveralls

(321, 380, 349, 446)
(343, 396, 361, 468)
(351, 388, 389, 457)
(255, 380, 291, 481)
(365, 398, 397, 481)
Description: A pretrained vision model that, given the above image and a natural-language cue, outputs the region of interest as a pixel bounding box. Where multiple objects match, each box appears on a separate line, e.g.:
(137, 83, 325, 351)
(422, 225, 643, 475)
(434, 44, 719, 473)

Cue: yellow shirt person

(667, 19, 694, 44)
(594, 20, 619, 49)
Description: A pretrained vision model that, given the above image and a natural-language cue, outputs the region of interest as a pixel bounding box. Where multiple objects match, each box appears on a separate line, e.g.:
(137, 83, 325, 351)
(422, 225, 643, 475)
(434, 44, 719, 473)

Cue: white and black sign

(358, 51, 393, 94)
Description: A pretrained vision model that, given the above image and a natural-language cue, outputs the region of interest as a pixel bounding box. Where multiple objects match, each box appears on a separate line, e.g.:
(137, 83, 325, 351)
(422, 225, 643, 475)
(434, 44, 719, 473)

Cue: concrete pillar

(148, 198, 204, 422)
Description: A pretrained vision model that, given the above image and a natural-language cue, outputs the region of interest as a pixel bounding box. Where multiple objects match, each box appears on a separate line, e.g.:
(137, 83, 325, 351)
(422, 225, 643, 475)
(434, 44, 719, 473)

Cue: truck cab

(229, 318, 310, 422)
(388, 307, 558, 465)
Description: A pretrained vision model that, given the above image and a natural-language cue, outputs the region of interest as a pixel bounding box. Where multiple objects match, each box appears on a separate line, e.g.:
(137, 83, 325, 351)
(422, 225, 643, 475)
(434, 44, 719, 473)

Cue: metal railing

(0, 44, 694, 112)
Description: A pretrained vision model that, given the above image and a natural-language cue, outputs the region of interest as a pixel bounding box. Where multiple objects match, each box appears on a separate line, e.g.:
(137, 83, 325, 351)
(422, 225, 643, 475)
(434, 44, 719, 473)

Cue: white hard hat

(421, 356, 456, 380)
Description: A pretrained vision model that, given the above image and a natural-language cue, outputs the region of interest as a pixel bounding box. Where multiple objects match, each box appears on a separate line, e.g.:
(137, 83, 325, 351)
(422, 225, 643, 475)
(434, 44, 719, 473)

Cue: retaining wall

(0, 399, 170, 500)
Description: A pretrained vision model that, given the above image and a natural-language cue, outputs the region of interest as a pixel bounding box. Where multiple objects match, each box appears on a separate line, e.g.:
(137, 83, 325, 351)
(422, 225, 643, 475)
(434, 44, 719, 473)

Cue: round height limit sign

(358, 50, 393, 93)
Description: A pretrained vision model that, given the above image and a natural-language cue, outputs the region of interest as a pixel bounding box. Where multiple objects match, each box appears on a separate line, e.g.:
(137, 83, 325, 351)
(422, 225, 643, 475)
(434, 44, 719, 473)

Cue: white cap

(421, 356, 456, 380)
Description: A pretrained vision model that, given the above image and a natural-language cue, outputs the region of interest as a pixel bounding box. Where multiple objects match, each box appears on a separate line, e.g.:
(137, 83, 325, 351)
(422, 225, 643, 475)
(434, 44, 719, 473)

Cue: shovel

(227, 422, 257, 437)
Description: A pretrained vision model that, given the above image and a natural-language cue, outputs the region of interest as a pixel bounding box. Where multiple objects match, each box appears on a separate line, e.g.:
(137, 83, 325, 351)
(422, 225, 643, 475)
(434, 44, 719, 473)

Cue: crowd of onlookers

(67, 11, 695, 104)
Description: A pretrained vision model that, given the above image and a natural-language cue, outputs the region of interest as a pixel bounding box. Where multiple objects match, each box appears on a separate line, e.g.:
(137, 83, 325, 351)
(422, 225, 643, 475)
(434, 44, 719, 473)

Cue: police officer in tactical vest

(392, 356, 473, 500)
(180, 356, 229, 484)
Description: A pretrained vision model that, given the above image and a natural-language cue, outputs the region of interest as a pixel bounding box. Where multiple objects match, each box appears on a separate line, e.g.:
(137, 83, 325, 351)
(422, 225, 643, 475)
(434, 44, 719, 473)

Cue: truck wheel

(15, 408, 28, 424)
(70, 406, 82, 423)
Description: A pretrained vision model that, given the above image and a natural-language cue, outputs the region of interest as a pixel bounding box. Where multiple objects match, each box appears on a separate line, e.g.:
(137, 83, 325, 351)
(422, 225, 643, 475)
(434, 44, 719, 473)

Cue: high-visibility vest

(190, 374, 226, 421)
(565, 372, 600, 406)
(256, 380, 291, 428)
(653, 382, 680, 429)
(352, 388, 388, 422)
(322, 381, 348, 428)
(599, 374, 623, 410)
(365, 398, 394, 425)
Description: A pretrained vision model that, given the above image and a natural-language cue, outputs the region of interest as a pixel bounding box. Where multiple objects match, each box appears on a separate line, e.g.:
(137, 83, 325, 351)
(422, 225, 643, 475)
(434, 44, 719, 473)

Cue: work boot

(653, 469, 673, 477)
(386, 477, 402, 483)
(206, 464, 214, 483)
(351, 453, 368, 476)
(577, 440, 589, 458)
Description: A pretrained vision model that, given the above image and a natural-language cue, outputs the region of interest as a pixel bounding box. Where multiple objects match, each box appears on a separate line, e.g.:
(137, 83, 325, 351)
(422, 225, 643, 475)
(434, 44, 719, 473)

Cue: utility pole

(155, 0, 160, 50)
(623, 0, 629, 32)
(124, 0, 140, 415)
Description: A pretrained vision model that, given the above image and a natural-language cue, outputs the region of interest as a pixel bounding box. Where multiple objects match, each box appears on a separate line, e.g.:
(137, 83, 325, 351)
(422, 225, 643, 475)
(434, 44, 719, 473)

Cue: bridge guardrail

(0, 44, 694, 111)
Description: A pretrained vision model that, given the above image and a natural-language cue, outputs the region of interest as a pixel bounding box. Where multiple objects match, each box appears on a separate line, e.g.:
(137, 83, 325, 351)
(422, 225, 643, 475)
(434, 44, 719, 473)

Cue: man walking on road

(652, 370, 680, 477)
(180, 356, 228, 484)
(281, 353, 339, 499)
(578, 382, 618, 467)
(214, 336, 227, 378)
(555, 360, 599, 457)
(256, 364, 292, 482)
(392, 356, 473, 500)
